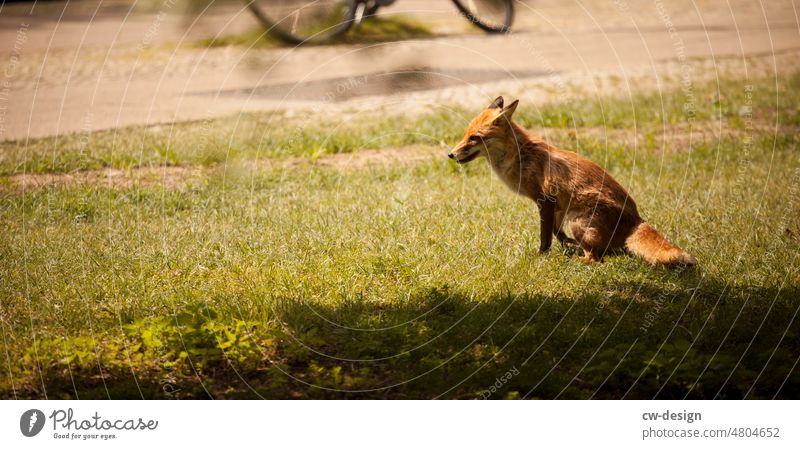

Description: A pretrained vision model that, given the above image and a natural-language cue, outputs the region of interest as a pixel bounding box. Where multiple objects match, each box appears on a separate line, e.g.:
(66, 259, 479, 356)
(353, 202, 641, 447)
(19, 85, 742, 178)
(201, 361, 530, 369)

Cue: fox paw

(560, 241, 581, 256)
(579, 252, 603, 264)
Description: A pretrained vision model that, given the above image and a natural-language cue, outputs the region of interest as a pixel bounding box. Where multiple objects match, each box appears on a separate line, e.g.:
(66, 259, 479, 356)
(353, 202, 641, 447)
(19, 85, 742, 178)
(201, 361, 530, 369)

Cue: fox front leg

(537, 198, 555, 253)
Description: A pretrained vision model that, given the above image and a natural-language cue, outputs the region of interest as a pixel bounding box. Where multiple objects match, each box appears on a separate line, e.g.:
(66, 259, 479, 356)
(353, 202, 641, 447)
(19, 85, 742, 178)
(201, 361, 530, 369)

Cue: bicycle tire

(245, 0, 357, 45)
(451, 0, 514, 33)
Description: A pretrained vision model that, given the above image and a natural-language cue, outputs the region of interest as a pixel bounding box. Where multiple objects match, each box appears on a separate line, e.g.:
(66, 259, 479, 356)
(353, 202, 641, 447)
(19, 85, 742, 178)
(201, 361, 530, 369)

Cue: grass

(0, 72, 799, 399)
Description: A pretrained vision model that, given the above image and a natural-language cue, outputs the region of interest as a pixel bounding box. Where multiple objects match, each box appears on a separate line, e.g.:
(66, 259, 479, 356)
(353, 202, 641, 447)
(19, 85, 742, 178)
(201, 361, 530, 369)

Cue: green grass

(1, 73, 798, 399)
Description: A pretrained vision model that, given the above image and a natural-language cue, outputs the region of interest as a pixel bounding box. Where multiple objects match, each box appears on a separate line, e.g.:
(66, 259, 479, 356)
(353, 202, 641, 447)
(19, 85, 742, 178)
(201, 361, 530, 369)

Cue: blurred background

(1, 0, 798, 140)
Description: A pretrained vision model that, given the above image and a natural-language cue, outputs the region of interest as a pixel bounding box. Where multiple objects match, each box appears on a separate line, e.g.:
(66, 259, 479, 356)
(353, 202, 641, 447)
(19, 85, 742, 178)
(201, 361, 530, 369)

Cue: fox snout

(448, 142, 482, 164)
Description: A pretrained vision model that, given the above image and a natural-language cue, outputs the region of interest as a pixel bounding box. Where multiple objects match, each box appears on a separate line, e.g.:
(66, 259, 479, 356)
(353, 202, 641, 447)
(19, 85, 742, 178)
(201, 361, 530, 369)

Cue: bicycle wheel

(245, 0, 357, 45)
(451, 0, 513, 33)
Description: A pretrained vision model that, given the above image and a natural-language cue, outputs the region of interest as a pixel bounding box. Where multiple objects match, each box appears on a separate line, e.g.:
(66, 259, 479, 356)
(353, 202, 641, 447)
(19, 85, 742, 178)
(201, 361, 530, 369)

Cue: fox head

(448, 96, 519, 164)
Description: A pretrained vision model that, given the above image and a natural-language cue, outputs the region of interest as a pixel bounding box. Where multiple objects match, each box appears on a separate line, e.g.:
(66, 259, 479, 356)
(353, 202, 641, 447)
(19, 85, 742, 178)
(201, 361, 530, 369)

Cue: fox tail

(625, 222, 697, 267)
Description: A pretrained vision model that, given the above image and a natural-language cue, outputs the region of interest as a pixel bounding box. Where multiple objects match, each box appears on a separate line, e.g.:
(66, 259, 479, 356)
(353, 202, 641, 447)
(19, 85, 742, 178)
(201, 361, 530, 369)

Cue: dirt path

(2, 145, 442, 191)
(1, 0, 798, 141)
(4, 165, 204, 191)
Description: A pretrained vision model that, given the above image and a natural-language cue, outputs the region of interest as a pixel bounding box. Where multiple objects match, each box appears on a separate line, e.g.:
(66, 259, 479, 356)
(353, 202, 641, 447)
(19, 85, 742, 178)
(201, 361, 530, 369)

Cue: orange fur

(448, 96, 696, 267)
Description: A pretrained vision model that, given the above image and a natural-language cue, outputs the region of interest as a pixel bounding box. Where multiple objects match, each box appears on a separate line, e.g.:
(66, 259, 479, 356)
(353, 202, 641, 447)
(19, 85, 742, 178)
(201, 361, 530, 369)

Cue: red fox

(448, 96, 696, 266)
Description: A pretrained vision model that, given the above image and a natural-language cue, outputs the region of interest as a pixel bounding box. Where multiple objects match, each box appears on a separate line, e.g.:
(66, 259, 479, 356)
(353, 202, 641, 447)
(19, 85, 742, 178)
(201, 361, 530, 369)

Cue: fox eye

(469, 135, 481, 142)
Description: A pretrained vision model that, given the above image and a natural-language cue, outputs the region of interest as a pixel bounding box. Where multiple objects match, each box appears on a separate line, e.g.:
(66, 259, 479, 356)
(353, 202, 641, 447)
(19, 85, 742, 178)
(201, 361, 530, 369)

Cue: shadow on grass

(9, 270, 798, 399)
(199, 15, 434, 49)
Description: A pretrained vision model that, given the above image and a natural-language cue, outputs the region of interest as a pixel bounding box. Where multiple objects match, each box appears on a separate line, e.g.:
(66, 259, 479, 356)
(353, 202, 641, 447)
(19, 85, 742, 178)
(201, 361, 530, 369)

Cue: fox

(448, 96, 696, 266)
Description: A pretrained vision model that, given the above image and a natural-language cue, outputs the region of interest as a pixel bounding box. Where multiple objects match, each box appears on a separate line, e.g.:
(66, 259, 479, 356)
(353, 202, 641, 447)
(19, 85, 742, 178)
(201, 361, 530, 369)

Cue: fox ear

(495, 99, 519, 123)
(503, 99, 519, 116)
(488, 96, 504, 109)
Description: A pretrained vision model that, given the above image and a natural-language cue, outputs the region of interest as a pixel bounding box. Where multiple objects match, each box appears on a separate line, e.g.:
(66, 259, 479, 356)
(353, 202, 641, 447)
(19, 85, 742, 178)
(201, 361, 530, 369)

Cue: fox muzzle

(449, 145, 481, 164)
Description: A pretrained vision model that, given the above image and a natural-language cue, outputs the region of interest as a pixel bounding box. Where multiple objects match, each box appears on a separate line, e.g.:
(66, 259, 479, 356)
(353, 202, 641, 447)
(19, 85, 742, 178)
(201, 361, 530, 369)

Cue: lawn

(0, 72, 798, 399)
